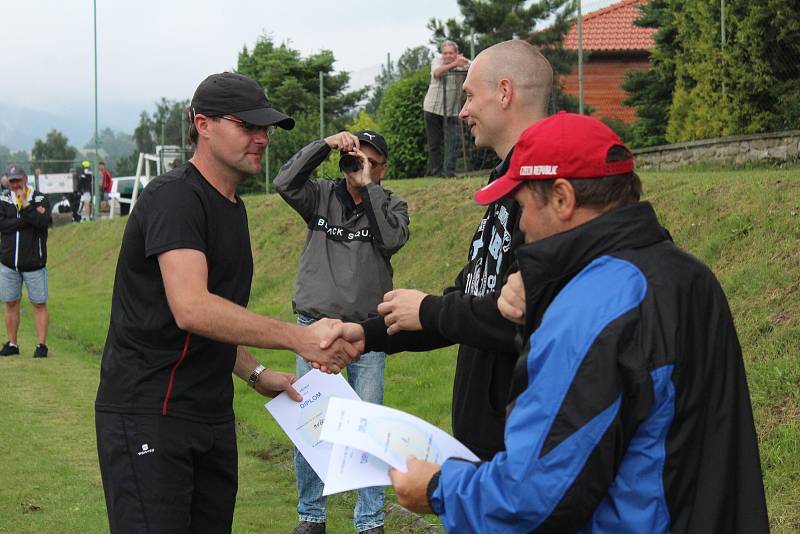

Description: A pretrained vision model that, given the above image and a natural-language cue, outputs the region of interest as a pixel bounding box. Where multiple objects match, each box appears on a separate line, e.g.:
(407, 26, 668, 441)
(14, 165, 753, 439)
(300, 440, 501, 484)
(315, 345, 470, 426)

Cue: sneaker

(359, 528, 384, 534)
(33, 344, 48, 358)
(0, 341, 19, 356)
(291, 522, 326, 534)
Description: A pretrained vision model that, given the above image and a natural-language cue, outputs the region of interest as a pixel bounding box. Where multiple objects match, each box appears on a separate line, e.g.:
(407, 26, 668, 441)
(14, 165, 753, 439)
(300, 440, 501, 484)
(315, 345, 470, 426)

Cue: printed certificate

(265, 370, 360, 481)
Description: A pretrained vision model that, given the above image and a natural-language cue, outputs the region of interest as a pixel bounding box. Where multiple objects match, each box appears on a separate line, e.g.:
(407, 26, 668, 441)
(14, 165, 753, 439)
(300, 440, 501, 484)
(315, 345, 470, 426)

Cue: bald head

(473, 40, 553, 116)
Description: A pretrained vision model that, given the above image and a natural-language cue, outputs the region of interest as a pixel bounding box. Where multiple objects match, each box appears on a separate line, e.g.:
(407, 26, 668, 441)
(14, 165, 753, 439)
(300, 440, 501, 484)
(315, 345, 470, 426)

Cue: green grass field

(0, 168, 798, 533)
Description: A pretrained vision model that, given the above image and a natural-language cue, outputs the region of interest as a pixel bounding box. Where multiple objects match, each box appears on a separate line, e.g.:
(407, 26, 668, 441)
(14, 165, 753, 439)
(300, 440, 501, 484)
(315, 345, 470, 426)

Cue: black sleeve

(273, 140, 328, 223)
(0, 203, 22, 233)
(19, 193, 51, 230)
(418, 292, 517, 353)
(140, 181, 207, 259)
(361, 315, 452, 354)
(414, 258, 518, 353)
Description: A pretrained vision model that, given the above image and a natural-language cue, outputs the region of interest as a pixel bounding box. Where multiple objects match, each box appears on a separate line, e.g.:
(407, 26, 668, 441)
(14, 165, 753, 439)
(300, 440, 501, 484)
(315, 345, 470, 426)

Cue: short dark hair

(526, 146, 641, 211)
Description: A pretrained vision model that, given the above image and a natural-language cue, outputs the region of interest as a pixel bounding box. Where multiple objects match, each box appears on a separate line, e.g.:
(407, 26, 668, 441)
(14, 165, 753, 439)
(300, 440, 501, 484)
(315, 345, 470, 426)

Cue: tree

(85, 128, 136, 174)
(236, 35, 367, 193)
(0, 145, 30, 174)
(631, 0, 800, 143)
(365, 56, 398, 117)
(365, 46, 434, 116)
(621, 0, 678, 147)
(237, 35, 365, 123)
(116, 98, 193, 178)
(31, 130, 78, 173)
(377, 67, 431, 179)
(427, 0, 578, 75)
(397, 46, 435, 75)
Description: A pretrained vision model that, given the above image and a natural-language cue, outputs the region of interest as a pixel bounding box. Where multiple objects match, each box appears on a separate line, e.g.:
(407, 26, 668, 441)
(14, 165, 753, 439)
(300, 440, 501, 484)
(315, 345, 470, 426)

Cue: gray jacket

(274, 140, 410, 322)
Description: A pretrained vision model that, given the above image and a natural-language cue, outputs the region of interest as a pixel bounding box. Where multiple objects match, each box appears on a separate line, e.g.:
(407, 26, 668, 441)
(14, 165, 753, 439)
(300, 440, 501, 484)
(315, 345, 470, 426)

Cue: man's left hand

(389, 455, 440, 514)
(254, 370, 302, 401)
(377, 289, 428, 334)
(346, 147, 372, 188)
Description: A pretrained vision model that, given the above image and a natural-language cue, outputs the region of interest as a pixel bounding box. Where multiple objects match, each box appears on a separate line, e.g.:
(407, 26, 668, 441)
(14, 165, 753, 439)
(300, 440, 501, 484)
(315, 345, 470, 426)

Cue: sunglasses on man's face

(220, 115, 275, 137)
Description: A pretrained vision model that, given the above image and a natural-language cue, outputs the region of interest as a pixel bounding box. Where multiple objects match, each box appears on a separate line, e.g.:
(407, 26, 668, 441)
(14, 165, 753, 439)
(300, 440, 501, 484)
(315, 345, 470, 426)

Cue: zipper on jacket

(13, 203, 20, 270)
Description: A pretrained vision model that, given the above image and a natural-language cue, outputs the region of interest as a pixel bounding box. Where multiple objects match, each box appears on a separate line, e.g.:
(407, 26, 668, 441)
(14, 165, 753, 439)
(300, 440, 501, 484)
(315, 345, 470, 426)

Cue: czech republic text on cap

(475, 112, 635, 205)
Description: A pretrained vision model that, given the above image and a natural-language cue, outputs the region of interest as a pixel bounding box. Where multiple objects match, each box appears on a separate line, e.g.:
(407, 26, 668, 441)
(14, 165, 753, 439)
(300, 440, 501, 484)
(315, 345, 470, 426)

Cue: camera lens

(339, 154, 361, 173)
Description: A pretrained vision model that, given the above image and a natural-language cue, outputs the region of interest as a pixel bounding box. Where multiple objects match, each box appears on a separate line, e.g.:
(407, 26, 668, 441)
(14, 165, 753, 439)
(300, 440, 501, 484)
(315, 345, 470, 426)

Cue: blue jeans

(294, 314, 386, 532)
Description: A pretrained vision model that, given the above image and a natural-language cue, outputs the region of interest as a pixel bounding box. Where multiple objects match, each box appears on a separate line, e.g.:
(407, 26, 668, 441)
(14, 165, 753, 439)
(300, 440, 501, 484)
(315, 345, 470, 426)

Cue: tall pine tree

(665, 0, 799, 142)
(621, 0, 680, 147)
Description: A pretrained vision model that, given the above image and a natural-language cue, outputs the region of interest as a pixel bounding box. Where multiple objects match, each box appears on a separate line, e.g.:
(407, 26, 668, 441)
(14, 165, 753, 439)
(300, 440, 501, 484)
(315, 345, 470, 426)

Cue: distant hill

(0, 98, 152, 151)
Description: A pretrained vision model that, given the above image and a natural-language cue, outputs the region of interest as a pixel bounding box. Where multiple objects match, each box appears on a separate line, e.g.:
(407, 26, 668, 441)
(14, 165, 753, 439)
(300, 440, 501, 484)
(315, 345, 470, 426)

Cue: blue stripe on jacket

(580, 365, 675, 533)
(432, 255, 663, 533)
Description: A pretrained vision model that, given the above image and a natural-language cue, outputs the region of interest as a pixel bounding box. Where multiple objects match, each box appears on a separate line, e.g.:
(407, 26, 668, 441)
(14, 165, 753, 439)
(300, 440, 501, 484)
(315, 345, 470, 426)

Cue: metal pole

(180, 108, 186, 161)
(319, 71, 324, 139)
(721, 0, 726, 100)
(92, 0, 100, 218)
(470, 31, 475, 59)
(578, 0, 584, 115)
(265, 145, 270, 194)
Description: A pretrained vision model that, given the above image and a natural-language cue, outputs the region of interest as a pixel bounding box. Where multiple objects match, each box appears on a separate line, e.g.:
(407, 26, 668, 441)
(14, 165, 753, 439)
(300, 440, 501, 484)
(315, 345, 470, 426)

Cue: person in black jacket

(0, 164, 51, 358)
(391, 113, 769, 534)
(326, 40, 555, 461)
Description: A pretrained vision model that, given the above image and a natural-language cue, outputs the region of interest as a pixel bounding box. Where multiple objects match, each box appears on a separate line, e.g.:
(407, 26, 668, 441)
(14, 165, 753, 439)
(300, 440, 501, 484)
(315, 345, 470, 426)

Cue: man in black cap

(0, 164, 51, 358)
(275, 131, 409, 534)
(94, 72, 361, 533)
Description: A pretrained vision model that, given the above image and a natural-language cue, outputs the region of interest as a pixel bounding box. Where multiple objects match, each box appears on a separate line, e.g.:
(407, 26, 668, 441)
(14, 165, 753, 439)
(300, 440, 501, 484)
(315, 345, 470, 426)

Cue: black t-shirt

(95, 163, 253, 423)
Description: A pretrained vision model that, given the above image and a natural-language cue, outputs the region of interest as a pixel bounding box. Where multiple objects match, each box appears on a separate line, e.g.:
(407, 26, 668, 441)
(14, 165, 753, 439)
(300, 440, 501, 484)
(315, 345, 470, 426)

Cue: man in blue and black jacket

(390, 113, 769, 533)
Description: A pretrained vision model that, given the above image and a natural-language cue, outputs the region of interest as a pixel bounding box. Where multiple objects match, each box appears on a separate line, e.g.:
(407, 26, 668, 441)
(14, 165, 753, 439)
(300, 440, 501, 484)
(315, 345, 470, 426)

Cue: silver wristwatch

(248, 364, 266, 389)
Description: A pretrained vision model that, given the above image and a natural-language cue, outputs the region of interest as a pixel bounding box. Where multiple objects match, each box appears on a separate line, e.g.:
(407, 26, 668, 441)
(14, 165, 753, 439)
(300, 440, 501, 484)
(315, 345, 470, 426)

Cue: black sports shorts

(95, 412, 237, 533)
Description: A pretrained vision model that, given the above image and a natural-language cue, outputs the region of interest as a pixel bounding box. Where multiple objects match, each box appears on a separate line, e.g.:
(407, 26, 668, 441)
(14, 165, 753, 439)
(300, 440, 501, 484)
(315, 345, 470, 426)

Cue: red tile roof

(564, 0, 656, 52)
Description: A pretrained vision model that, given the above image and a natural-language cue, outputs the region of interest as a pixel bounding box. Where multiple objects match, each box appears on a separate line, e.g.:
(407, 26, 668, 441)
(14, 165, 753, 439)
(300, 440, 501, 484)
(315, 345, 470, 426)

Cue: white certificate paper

(320, 397, 479, 474)
(321, 442, 392, 496)
(264, 370, 360, 482)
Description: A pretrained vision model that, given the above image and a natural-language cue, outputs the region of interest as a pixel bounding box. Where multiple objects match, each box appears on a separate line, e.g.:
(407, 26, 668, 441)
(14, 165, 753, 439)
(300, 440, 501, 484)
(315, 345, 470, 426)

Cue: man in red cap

(390, 113, 769, 533)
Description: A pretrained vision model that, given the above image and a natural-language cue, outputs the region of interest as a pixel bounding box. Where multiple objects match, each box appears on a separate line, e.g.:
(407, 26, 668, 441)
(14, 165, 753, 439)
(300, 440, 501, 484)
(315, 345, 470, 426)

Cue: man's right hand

(314, 322, 365, 373)
(324, 132, 360, 152)
(298, 318, 361, 373)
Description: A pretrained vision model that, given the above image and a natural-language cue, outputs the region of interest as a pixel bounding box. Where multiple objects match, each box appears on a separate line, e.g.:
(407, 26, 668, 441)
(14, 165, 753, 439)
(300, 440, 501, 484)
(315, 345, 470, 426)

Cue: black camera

(339, 153, 361, 173)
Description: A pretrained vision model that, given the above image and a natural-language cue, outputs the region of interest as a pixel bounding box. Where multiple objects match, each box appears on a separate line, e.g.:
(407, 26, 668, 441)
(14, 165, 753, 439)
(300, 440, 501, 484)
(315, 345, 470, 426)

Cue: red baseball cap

(475, 112, 634, 205)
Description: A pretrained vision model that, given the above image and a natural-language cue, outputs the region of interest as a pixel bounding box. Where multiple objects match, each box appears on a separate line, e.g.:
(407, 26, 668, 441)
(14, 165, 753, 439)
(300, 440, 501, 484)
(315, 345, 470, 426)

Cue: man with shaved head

(333, 40, 554, 463)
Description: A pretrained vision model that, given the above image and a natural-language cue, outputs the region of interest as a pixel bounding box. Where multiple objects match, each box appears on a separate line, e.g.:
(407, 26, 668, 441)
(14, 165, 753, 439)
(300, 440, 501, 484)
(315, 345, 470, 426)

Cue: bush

(377, 67, 431, 179)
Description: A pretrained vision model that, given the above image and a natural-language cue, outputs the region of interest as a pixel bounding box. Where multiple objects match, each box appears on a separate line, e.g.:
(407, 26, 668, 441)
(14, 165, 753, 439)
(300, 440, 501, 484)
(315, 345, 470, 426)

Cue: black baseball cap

(356, 130, 389, 160)
(190, 72, 295, 130)
(5, 164, 26, 180)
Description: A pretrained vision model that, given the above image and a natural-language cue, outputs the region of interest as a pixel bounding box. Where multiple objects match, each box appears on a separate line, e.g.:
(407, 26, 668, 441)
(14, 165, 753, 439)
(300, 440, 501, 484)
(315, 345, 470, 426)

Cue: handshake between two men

(307, 279, 528, 374)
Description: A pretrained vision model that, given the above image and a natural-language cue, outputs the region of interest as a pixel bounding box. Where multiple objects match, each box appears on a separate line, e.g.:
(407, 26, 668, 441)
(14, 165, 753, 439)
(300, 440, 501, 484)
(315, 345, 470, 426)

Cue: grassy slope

(0, 169, 797, 532)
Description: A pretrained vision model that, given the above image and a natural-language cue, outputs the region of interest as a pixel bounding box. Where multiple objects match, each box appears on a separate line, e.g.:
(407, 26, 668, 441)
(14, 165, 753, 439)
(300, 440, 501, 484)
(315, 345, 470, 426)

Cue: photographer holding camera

(274, 130, 409, 534)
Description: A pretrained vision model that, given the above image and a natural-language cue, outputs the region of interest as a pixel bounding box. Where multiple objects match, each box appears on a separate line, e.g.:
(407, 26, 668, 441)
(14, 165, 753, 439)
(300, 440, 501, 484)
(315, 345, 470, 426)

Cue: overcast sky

(0, 0, 616, 147)
(2, 1, 464, 113)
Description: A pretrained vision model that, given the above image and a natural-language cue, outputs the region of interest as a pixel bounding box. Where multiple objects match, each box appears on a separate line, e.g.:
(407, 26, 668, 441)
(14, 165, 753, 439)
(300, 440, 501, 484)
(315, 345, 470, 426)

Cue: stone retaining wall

(632, 130, 800, 170)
